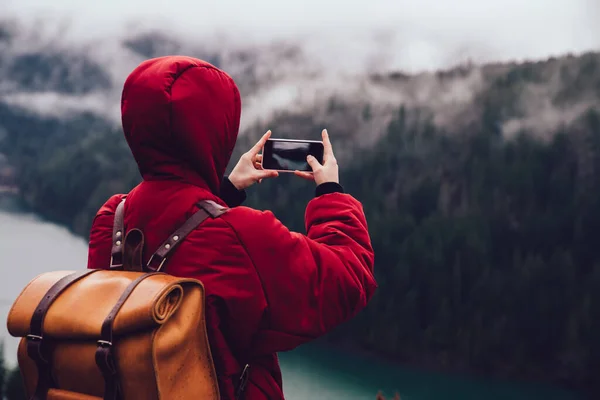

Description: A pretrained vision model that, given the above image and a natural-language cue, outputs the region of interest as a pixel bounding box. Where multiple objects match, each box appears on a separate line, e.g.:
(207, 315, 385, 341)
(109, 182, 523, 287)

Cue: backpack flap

(7, 270, 194, 340)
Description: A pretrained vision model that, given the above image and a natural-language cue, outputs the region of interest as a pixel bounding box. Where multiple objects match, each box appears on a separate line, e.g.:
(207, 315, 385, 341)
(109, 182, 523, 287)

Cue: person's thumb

(306, 155, 321, 171)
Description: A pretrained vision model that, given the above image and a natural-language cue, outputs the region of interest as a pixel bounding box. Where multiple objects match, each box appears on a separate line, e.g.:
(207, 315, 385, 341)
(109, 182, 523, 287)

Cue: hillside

(1, 17, 600, 397)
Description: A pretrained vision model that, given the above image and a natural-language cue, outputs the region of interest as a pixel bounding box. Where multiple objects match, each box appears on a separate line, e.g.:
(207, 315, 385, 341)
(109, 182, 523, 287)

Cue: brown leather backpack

(6, 199, 235, 400)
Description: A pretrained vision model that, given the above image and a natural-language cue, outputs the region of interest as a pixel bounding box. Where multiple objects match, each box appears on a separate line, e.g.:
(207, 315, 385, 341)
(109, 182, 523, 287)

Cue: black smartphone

(261, 138, 325, 172)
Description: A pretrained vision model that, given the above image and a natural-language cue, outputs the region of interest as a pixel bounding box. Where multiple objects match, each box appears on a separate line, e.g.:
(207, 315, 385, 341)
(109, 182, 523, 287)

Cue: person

(87, 55, 377, 400)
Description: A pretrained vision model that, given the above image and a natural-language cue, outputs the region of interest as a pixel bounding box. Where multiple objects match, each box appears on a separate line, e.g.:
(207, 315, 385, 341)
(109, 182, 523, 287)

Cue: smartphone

(262, 138, 325, 172)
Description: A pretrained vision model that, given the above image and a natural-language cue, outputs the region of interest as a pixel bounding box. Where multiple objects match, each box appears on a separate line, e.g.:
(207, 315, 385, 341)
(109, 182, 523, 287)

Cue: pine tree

(0, 340, 5, 398)
(5, 366, 25, 400)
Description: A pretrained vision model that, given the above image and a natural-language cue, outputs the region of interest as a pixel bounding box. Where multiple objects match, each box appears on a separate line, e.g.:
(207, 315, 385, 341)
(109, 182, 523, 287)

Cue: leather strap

(199, 199, 229, 219)
(122, 229, 145, 272)
(27, 269, 99, 400)
(110, 199, 126, 269)
(95, 273, 159, 400)
(146, 200, 228, 272)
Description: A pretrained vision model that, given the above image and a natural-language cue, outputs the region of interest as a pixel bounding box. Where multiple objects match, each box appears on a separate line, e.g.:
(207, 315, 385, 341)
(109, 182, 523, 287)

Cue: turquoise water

(279, 344, 582, 400)
(0, 203, 584, 400)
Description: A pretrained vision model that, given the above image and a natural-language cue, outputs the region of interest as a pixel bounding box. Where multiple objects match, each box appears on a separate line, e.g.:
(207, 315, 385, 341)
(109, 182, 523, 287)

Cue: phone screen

(262, 139, 324, 172)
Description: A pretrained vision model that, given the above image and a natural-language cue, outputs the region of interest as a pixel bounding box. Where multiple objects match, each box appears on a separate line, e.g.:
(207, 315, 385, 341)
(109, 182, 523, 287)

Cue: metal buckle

(96, 339, 117, 375)
(146, 254, 167, 272)
(26, 334, 48, 363)
(235, 364, 250, 398)
(109, 256, 123, 269)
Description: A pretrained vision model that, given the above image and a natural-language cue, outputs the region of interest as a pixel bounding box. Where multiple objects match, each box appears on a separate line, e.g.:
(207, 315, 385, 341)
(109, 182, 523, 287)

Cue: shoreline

(0, 186, 18, 194)
(315, 335, 588, 398)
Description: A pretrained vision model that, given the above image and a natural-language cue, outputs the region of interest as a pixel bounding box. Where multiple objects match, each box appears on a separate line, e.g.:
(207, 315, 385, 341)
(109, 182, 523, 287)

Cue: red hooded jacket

(87, 56, 377, 399)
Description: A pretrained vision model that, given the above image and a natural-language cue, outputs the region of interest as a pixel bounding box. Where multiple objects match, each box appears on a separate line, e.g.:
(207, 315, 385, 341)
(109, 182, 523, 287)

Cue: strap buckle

(26, 334, 43, 341)
(146, 254, 167, 272)
(109, 256, 123, 269)
(96, 339, 117, 375)
(235, 364, 250, 399)
(26, 334, 48, 363)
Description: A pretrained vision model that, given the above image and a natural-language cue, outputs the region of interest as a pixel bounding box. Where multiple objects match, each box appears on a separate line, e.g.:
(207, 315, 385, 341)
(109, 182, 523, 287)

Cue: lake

(0, 201, 584, 400)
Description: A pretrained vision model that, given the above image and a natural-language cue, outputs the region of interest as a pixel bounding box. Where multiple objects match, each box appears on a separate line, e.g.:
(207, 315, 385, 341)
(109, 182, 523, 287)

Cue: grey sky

(3, 0, 599, 72)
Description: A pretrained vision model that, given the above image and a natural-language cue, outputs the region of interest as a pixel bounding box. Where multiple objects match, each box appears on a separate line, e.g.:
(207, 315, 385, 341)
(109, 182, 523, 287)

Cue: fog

(0, 0, 598, 136)
(4, 0, 599, 73)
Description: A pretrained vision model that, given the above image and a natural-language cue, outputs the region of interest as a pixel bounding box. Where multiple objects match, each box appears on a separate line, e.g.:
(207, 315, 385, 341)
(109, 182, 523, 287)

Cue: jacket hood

(121, 56, 241, 194)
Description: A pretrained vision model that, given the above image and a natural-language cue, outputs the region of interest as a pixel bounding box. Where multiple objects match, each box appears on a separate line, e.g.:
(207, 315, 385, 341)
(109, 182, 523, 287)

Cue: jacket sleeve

(231, 192, 376, 354)
(87, 194, 126, 269)
(220, 176, 246, 207)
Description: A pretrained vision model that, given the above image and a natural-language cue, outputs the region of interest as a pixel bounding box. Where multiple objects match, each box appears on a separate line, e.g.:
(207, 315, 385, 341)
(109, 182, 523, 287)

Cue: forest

(0, 343, 25, 399)
(1, 51, 600, 398)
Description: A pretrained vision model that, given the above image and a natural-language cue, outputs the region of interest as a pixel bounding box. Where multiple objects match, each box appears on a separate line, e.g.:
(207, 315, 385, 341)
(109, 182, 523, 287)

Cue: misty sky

(3, 0, 599, 72)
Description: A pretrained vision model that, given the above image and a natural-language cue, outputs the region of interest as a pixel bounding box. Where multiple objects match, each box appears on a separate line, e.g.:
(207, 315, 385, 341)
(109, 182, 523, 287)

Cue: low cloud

(4, 0, 598, 72)
(0, 0, 598, 140)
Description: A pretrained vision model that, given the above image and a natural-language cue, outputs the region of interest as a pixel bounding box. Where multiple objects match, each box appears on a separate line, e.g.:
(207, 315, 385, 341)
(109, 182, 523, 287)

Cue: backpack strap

(109, 198, 126, 269)
(26, 270, 101, 400)
(96, 272, 160, 400)
(146, 200, 228, 272)
(121, 228, 145, 272)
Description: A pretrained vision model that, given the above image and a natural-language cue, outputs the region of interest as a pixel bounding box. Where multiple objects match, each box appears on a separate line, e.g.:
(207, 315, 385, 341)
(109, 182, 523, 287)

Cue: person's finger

(253, 154, 263, 169)
(254, 169, 278, 184)
(248, 130, 272, 157)
(321, 129, 334, 161)
(256, 169, 278, 179)
(306, 155, 321, 170)
(294, 170, 314, 180)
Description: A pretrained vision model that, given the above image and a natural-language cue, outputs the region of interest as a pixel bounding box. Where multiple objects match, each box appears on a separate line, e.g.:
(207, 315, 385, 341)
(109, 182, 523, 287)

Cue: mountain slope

(1, 17, 598, 141)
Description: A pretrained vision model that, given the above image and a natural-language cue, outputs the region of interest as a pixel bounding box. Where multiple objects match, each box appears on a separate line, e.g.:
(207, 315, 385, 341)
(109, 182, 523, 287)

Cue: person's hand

(294, 129, 339, 186)
(229, 130, 279, 190)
